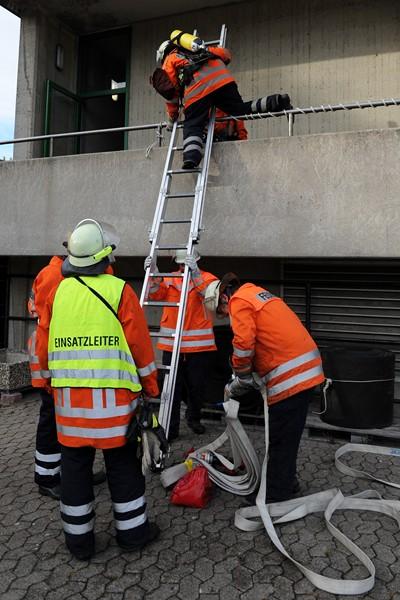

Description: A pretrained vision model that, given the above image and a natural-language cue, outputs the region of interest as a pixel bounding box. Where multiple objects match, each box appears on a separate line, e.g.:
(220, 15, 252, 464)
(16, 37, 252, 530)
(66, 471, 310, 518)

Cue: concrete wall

(12, 0, 400, 158)
(129, 0, 400, 150)
(14, 9, 78, 159)
(1, 126, 400, 257)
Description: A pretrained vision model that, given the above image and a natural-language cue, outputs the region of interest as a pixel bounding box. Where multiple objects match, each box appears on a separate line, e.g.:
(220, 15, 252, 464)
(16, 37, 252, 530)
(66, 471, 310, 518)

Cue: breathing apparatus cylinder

(170, 30, 206, 53)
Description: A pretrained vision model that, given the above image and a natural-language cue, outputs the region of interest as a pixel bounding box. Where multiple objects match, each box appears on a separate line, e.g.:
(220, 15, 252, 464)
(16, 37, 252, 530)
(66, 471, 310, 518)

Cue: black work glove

(266, 93, 293, 113)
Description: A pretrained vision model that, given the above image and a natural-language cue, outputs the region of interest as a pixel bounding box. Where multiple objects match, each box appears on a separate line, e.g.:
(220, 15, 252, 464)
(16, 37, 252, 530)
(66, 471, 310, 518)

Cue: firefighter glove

(137, 403, 169, 474)
(224, 374, 260, 400)
(166, 117, 176, 132)
(183, 253, 202, 283)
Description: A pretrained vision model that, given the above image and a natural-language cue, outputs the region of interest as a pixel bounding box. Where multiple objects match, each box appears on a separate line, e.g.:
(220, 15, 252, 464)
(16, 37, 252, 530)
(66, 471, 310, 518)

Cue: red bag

(170, 466, 212, 508)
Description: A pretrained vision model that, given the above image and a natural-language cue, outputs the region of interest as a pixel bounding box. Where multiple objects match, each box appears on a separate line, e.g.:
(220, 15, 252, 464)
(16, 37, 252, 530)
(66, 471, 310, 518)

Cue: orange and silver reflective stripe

(137, 361, 157, 377)
(57, 424, 128, 438)
(263, 349, 322, 382)
(266, 365, 324, 398)
(54, 389, 139, 419)
(232, 346, 254, 359)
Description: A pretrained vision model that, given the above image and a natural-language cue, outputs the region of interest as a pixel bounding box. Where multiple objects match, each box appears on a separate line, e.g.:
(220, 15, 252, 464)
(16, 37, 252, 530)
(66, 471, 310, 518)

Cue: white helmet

(66, 219, 120, 267)
(174, 248, 200, 264)
(156, 40, 172, 64)
(203, 280, 221, 313)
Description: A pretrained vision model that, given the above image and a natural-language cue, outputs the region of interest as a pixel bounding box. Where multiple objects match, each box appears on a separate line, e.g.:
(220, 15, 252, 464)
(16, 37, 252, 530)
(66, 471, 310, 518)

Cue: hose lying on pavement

(160, 398, 261, 493)
(235, 386, 400, 596)
(162, 385, 400, 594)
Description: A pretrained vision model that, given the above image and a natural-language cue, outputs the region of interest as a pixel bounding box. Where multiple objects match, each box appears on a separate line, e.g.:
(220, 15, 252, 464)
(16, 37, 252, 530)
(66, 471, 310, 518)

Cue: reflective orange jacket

(149, 269, 218, 353)
(229, 283, 324, 405)
(163, 46, 234, 119)
(214, 108, 248, 141)
(27, 257, 114, 390)
(27, 256, 64, 389)
(36, 280, 159, 449)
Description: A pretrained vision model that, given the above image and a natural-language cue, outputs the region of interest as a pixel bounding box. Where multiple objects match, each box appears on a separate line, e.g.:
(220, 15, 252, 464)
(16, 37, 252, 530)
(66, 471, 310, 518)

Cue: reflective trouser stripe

(57, 424, 128, 439)
(115, 512, 147, 530)
(62, 518, 95, 535)
(113, 495, 147, 531)
(35, 465, 61, 476)
(35, 450, 61, 476)
(267, 365, 324, 398)
(36, 451, 61, 462)
(183, 135, 203, 146)
(61, 501, 94, 516)
(184, 144, 204, 155)
(264, 349, 322, 383)
(113, 496, 145, 512)
(61, 501, 95, 535)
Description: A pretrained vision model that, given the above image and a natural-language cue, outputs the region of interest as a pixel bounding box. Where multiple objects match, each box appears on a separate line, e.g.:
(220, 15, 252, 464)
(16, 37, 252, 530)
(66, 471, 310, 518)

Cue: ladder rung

(150, 331, 175, 338)
(156, 363, 170, 371)
(166, 193, 195, 199)
(156, 272, 184, 277)
(143, 301, 180, 307)
(172, 146, 183, 151)
(168, 168, 201, 175)
(160, 219, 192, 224)
(205, 39, 220, 45)
(156, 244, 187, 251)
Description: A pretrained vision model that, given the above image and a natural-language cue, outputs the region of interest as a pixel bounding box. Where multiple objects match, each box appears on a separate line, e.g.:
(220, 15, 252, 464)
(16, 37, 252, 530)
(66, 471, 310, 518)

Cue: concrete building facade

(1, 0, 400, 397)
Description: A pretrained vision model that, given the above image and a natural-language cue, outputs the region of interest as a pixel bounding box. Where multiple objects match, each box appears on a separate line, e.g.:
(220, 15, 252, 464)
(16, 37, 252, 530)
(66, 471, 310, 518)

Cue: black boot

(39, 484, 61, 500)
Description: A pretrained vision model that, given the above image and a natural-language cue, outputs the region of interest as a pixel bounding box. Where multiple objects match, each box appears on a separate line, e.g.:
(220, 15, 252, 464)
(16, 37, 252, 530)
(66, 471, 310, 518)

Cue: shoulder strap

(74, 276, 119, 320)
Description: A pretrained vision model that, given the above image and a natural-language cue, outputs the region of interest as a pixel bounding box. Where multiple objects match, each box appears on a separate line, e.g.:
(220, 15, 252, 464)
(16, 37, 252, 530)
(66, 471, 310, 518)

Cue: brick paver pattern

(1, 393, 400, 600)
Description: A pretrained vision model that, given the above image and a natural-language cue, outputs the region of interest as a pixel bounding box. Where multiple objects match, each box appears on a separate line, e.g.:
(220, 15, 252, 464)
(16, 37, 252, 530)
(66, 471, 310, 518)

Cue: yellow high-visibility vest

(48, 275, 142, 392)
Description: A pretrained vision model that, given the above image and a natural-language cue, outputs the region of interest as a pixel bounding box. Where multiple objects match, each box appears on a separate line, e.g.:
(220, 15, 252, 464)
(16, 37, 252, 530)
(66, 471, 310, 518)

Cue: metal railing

(1, 97, 400, 157)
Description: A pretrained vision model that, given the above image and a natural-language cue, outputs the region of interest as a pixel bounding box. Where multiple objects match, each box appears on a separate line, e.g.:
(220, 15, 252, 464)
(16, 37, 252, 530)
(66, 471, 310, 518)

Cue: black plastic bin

(320, 346, 395, 429)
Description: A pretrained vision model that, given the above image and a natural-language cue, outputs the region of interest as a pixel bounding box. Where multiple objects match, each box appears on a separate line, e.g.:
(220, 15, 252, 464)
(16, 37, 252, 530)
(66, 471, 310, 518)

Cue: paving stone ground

(1, 392, 400, 600)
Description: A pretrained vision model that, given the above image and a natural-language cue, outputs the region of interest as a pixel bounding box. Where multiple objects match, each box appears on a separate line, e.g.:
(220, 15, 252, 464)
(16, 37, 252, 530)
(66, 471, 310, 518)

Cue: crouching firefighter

(151, 29, 292, 169)
(204, 273, 325, 504)
(36, 218, 161, 560)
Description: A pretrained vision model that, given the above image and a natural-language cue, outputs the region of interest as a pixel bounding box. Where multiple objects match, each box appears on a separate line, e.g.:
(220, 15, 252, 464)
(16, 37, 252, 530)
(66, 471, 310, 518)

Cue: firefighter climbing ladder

(140, 25, 227, 444)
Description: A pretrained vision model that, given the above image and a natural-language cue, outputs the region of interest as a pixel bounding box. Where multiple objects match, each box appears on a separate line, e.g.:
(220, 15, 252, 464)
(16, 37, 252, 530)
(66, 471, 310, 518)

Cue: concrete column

(14, 15, 39, 160)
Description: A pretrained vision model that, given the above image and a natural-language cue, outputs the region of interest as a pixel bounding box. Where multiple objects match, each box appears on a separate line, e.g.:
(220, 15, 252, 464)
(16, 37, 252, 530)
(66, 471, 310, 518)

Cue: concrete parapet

(1, 127, 400, 257)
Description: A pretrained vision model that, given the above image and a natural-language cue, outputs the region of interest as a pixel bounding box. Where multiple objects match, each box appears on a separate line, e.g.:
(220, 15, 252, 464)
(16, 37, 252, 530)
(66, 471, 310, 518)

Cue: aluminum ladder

(140, 24, 227, 445)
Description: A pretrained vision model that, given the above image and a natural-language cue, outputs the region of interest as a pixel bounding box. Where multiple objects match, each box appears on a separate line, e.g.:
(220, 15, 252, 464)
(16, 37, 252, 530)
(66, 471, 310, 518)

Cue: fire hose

(161, 385, 400, 595)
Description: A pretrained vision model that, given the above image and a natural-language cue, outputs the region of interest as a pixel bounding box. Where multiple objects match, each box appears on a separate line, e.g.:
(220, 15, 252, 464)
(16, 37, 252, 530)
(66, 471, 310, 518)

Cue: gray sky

(0, 6, 20, 159)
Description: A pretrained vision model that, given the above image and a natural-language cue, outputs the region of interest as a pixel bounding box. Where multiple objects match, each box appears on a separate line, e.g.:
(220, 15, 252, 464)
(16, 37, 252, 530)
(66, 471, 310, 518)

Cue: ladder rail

(141, 25, 228, 441)
(139, 121, 179, 306)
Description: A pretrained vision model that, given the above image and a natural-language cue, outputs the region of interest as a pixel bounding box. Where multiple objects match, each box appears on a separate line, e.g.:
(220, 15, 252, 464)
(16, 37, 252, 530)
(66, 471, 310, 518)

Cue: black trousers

(60, 443, 149, 556)
(34, 389, 61, 488)
(183, 82, 255, 165)
(266, 387, 311, 502)
(162, 351, 213, 435)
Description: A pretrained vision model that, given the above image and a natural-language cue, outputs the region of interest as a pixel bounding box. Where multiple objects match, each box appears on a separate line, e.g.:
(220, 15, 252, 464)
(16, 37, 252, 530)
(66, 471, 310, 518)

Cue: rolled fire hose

(160, 398, 261, 493)
(235, 385, 400, 595)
